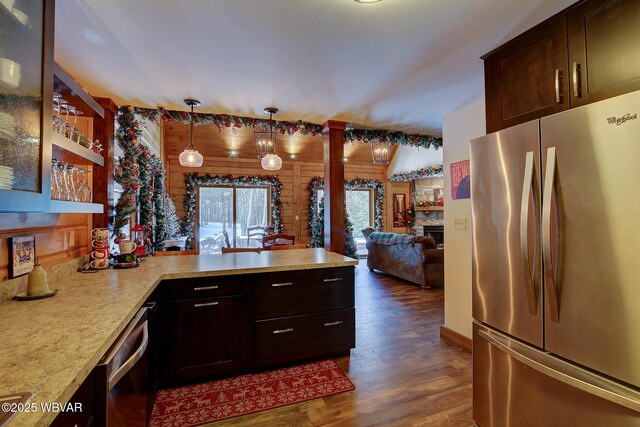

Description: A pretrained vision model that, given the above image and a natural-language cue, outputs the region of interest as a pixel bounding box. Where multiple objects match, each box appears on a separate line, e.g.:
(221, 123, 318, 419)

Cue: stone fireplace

(411, 177, 444, 236)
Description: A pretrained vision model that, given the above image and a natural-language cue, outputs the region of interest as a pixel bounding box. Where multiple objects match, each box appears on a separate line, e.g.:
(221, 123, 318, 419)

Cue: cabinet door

(484, 14, 569, 133)
(567, 0, 640, 107)
(0, 0, 53, 211)
(167, 296, 250, 381)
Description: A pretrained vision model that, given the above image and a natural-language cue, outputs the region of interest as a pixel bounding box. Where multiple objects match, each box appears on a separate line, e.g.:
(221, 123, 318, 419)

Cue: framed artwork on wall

(393, 193, 407, 227)
(450, 160, 470, 199)
(9, 235, 36, 278)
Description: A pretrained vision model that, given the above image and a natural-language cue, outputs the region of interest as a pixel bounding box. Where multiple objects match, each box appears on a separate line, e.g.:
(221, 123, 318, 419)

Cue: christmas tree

(165, 195, 181, 238)
(312, 198, 358, 259)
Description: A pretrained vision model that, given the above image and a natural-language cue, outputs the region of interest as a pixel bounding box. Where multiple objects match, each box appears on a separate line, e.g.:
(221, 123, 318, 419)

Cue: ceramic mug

(91, 250, 108, 260)
(119, 240, 137, 254)
(91, 228, 109, 240)
(92, 238, 109, 248)
(90, 259, 109, 269)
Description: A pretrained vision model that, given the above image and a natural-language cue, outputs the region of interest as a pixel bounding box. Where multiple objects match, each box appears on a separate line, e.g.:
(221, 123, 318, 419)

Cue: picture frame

(9, 235, 36, 279)
(450, 160, 470, 199)
(393, 193, 407, 227)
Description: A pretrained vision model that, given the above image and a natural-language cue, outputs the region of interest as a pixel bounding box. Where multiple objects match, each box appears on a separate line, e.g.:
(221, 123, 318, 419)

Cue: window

(317, 188, 373, 255)
(199, 186, 270, 254)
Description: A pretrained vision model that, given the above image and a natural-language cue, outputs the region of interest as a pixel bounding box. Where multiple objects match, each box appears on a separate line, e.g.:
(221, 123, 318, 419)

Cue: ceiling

(55, 0, 576, 135)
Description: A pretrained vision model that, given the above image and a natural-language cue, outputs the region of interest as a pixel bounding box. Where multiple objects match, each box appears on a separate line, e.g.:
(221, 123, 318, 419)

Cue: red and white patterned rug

(150, 360, 355, 426)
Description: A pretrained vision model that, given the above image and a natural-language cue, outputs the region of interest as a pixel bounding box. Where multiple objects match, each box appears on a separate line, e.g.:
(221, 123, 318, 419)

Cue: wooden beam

(92, 97, 118, 228)
(322, 120, 347, 254)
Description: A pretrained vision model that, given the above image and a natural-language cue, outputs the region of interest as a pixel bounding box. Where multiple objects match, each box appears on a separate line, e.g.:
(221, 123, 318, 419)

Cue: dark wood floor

(212, 261, 473, 426)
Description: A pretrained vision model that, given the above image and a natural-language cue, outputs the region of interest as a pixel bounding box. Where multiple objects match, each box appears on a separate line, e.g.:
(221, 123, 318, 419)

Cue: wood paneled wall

(167, 155, 410, 245)
(0, 213, 90, 281)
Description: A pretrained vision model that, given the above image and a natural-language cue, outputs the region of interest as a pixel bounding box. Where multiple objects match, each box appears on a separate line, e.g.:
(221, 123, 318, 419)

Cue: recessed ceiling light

(354, 0, 382, 3)
(230, 150, 238, 157)
(290, 154, 296, 160)
(343, 157, 348, 163)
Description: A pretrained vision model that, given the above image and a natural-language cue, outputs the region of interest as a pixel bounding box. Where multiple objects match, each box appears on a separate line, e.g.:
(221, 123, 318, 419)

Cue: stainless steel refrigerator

(470, 90, 640, 426)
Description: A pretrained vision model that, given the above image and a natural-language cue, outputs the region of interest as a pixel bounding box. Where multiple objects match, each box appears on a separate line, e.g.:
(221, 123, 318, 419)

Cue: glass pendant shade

(261, 153, 282, 171)
(371, 140, 391, 164)
(179, 148, 204, 167)
(179, 98, 203, 168)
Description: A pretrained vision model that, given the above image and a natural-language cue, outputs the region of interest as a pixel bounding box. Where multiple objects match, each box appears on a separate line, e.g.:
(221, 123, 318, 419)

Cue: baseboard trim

(440, 325, 472, 352)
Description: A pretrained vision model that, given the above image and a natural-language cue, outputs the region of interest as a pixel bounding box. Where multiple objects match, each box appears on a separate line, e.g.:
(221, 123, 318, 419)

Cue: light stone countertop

(0, 249, 358, 427)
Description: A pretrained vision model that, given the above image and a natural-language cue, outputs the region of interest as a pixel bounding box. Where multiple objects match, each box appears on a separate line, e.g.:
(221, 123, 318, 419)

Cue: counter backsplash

(0, 255, 89, 303)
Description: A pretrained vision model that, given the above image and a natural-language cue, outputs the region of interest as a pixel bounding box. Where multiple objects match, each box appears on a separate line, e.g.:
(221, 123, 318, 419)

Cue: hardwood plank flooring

(210, 261, 472, 426)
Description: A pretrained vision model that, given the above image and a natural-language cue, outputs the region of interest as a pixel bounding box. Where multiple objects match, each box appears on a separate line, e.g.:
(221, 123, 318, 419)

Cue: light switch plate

(69, 231, 75, 247)
(453, 218, 467, 230)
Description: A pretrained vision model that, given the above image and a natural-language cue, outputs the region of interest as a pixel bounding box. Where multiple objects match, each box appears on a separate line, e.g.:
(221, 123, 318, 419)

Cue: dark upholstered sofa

(362, 227, 444, 289)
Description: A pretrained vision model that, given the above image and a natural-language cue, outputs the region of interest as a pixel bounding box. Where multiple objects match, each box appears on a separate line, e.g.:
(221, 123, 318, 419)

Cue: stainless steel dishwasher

(94, 306, 152, 426)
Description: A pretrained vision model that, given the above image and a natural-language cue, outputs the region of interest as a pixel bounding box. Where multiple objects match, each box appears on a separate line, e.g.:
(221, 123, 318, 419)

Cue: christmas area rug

(149, 360, 355, 426)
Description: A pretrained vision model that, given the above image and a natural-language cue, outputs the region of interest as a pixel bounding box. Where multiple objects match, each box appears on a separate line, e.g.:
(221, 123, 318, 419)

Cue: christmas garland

(182, 173, 284, 248)
(306, 177, 384, 249)
(344, 129, 442, 150)
(113, 106, 144, 238)
(127, 105, 441, 149)
(134, 106, 323, 136)
(388, 165, 444, 182)
(113, 106, 171, 252)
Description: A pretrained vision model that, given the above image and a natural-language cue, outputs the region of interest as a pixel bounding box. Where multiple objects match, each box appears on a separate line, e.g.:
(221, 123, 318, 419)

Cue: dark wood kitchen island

(0, 249, 357, 427)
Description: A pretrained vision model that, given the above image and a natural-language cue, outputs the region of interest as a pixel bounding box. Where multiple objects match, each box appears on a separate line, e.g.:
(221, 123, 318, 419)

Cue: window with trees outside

(317, 188, 373, 255)
(199, 186, 270, 254)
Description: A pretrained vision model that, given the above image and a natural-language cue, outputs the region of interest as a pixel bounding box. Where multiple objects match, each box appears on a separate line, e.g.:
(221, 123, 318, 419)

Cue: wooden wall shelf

(52, 133, 104, 166)
(415, 206, 444, 211)
(49, 200, 104, 214)
(54, 63, 105, 118)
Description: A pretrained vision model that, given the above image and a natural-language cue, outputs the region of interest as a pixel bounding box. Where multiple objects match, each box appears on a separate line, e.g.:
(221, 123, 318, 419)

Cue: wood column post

(92, 97, 117, 228)
(322, 120, 346, 254)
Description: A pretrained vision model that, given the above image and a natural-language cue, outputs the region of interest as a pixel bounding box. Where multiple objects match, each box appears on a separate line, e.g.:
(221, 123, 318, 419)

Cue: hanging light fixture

(255, 107, 282, 171)
(178, 98, 204, 167)
(370, 139, 391, 164)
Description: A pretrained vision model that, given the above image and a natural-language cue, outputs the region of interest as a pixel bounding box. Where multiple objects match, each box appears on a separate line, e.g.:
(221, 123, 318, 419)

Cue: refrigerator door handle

(520, 151, 537, 315)
(478, 328, 640, 413)
(542, 147, 560, 322)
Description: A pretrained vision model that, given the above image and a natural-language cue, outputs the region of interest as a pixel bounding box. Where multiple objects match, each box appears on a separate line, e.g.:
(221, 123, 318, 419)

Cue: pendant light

(370, 139, 391, 164)
(255, 107, 282, 171)
(178, 98, 204, 168)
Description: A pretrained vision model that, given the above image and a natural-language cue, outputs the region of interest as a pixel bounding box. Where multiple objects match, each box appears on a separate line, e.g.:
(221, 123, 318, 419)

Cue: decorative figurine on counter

(131, 223, 149, 257)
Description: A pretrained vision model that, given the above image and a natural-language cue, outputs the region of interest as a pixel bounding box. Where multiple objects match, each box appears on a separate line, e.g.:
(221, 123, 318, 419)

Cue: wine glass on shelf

(77, 168, 91, 203)
(51, 158, 59, 200)
(53, 93, 63, 133)
(64, 106, 75, 139)
(57, 99, 68, 135)
(62, 163, 75, 201)
(71, 109, 83, 143)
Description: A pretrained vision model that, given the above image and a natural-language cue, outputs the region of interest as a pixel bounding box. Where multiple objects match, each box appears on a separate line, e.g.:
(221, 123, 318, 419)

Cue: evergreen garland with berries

(388, 164, 444, 182)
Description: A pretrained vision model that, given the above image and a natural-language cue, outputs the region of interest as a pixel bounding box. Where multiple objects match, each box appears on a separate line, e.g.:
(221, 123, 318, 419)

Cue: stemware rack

(49, 63, 104, 214)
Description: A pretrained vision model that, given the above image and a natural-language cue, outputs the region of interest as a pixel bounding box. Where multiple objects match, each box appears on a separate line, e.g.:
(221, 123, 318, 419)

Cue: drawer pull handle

(194, 301, 219, 308)
(273, 328, 294, 334)
(323, 278, 342, 283)
(324, 321, 343, 327)
(194, 285, 219, 291)
(272, 282, 293, 287)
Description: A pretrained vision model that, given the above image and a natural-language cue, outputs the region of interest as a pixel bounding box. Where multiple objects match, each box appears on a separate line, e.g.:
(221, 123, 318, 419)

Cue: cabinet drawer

(165, 276, 243, 301)
(255, 308, 355, 366)
(254, 267, 354, 319)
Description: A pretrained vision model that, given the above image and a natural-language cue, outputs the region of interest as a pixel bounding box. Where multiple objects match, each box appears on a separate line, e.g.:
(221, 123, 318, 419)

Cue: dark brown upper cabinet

(483, 0, 640, 133)
(483, 14, 569, 134)
(567, 0, 640, 107)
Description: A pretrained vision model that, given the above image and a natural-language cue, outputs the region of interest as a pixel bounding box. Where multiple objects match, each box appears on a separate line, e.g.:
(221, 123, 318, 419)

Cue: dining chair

(262, 234, 296, 249)
(221, 247, 262, 254)
(222, 229, 231, 248)
(270, 243, 308, 250)
(246, 226, 266, 247)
